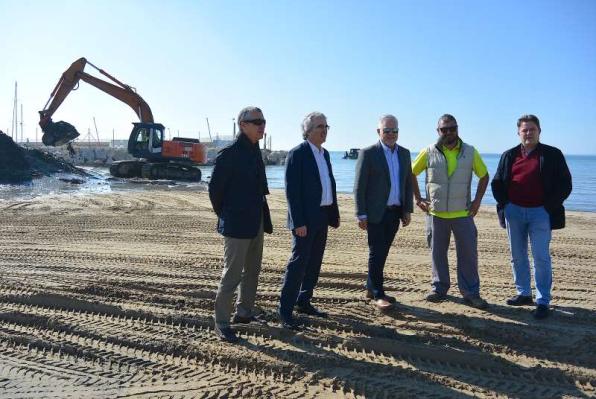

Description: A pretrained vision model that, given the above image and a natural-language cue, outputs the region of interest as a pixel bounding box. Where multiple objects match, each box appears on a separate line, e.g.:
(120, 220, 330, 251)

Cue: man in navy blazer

(209, 106, 272, 343)
(279, 112, 340, 330)
(354, 114, 413, 310)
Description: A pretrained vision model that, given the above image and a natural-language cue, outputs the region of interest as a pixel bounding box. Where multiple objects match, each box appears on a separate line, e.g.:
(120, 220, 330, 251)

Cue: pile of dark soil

(0, 131, 90, 184)
(0, 132, 31, 183)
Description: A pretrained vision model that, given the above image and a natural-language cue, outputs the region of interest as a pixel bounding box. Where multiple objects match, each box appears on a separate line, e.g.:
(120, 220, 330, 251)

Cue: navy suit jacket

(285, 141, 340, 230)
(208, 133, 273, 238)
(354, 142, 413, 224)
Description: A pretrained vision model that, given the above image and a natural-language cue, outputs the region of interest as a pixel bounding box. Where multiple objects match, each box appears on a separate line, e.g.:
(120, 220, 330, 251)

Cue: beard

(437, 133, 458, 147)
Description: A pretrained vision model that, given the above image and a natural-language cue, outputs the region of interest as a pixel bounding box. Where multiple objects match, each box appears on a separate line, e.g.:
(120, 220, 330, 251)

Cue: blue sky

(1, 0, 595, 154)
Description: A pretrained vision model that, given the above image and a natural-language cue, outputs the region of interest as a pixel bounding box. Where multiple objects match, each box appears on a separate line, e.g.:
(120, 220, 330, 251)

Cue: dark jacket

(354, 142, 414, 224)
(491, 143, 572, 230)
(285, 141, 340, 230)
(208, 133, 273, 238)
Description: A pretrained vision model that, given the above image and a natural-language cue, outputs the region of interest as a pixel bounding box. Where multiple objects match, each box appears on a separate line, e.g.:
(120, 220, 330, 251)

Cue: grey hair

(237, 106, 262, 134)
(301, 111, 326, 140)
(437, 114, 457, 125)
(378, 114, 398, 126)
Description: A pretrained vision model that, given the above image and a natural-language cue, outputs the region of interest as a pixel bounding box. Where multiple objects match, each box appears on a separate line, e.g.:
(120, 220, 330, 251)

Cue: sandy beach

(0, 188, 594, 398)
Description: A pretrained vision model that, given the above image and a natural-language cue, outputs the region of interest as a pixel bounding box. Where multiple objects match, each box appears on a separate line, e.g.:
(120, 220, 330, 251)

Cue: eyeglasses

(382, 128, 399, 134)
(315, 124, 330, 130)
(439, 126, 458, 133)
(244, 119, 266, 126)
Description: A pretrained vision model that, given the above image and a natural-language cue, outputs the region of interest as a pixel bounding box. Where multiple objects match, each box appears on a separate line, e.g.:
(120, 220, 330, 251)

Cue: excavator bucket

(41, 120, 80, 146)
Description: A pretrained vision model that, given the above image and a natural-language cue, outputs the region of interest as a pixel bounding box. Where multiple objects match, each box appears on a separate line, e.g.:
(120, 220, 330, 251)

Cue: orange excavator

(39, 57, 206, 181)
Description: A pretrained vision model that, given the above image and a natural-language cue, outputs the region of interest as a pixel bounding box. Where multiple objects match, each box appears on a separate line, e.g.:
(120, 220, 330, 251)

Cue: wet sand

(0, 189, 594, 398)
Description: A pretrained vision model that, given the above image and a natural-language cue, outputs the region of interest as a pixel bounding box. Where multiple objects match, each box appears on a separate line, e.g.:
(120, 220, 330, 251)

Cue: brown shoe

(374, 298, 393, 310)
(366, 290, 397, 304)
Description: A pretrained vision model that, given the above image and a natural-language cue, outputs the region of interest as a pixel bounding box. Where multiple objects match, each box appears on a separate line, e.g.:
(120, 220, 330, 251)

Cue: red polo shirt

(508, 147, 544, 207)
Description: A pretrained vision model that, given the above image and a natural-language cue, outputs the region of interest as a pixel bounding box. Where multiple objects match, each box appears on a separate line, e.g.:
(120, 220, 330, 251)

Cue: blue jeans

(504, 203, 552, 306)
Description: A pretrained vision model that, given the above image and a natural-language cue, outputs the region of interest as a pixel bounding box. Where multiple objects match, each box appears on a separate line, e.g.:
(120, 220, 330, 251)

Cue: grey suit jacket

(354, 142, 413, 224)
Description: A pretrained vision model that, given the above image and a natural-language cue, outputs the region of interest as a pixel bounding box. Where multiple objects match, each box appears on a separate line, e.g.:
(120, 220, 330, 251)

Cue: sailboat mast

(12, 81, 17, 140)
(20, 104, 24, 143)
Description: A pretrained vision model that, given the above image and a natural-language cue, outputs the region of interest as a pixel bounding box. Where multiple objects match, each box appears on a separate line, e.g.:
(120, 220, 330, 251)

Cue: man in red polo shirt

(491, 114, 572, 320)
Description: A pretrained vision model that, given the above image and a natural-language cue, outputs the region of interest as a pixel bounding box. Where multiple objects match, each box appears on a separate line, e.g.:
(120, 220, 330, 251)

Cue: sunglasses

(244, 119, 266, 126)
(439, 126, 458, 133)
(382, 128, 399, 134)
(315, 124, 330, 130)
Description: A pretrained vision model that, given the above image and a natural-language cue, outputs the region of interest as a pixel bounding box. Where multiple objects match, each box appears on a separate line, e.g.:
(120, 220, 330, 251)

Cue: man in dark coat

(209, 106, 273, 342)
(354, 114, 413, 310)
(279, 111, 340, 330)
(491, 114, 572, 320)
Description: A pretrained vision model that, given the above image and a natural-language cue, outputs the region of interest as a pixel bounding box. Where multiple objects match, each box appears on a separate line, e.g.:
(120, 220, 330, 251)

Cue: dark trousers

(279, 209, 329, 321)
(367, 207, 401, 299)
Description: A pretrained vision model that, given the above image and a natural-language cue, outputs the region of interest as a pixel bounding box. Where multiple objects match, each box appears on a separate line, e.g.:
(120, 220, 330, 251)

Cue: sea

(1, 152, 594, 213)
(200, 152, 596, 213)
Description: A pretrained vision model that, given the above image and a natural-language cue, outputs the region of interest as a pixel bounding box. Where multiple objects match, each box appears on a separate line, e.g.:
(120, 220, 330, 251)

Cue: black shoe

(214, 325, 239, 343)
(280, 319, 302, 331)
(533, 304, 550, 320)
(425, 292, 447, 303)
(506, 295, 534, 306)
(464, 296, 489, 310)
(232, 313, 268, 325)
(296, 303, 328, 318)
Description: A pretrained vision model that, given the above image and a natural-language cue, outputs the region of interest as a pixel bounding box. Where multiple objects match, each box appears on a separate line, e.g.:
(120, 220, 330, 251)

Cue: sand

(0, 188, 594, 398)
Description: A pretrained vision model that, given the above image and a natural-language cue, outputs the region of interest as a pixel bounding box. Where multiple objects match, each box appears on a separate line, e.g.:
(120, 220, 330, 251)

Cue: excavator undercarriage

(110, 160, 202, 181)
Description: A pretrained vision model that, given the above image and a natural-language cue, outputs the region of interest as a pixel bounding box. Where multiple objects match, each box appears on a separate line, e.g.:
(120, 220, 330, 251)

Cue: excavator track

(110, 161, 201, 181)
(141, 162, 202, 182)
(109, 160, 144, 179)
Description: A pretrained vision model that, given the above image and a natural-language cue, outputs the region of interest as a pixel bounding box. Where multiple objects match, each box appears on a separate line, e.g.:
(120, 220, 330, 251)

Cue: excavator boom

(39, 57, 153, 146)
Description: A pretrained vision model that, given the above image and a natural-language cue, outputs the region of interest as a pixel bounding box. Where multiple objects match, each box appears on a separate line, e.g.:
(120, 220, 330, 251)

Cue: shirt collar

(307, 140, 324, 154)
(442, 139, 461, 153)
(520, 144, 538, 157)
(380, 141, 397, 153)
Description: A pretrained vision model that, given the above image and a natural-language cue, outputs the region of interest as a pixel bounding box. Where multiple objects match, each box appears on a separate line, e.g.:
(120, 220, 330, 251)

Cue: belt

(386, 205, 402, 211)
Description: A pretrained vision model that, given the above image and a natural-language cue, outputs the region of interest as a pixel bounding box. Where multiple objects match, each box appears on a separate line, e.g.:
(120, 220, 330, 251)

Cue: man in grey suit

(354, 114, 413, 310)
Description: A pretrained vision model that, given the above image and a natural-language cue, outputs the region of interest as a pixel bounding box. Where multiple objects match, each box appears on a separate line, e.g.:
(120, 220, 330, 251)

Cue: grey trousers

(214, 222, 264, 328)
(426, 215, 480, 298)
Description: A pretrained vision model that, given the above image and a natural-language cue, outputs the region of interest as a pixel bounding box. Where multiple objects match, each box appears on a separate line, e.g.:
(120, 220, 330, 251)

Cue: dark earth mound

(0, 131, 90, 184)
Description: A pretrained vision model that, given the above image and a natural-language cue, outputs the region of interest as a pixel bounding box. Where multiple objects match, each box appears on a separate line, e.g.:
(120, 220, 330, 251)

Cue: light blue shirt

(380, 141, 401, 206)
(308, 140, 333, 206)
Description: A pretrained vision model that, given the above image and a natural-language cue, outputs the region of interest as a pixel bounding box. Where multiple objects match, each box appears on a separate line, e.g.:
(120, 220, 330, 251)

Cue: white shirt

(380, 141, 401, 206)
(307, 141, 333, 206)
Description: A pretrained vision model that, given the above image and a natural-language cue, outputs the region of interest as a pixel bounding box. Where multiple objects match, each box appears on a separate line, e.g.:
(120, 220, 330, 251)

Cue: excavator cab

(128, 122, 165, 161)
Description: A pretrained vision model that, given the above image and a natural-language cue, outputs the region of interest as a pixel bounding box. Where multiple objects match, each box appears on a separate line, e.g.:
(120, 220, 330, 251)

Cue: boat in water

(343, 148, 359, 159)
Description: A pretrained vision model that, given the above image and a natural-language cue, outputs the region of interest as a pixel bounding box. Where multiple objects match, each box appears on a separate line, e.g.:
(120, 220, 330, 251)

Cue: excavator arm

(39, 57, 154, 146)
